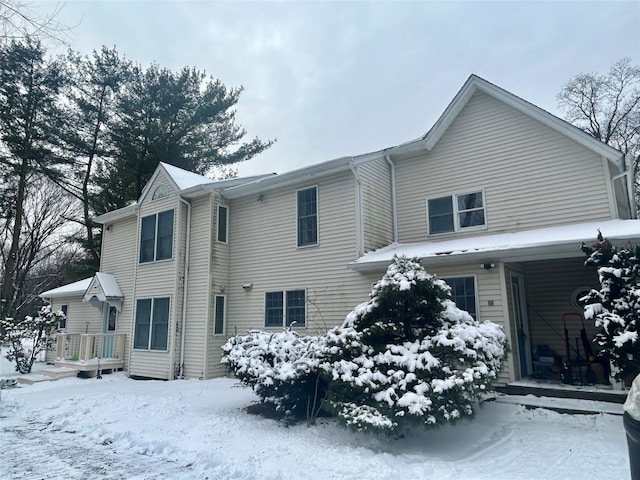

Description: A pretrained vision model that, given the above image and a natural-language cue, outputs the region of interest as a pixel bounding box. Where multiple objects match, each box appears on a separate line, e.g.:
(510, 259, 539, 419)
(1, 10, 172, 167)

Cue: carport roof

(349, 219, 640, 271)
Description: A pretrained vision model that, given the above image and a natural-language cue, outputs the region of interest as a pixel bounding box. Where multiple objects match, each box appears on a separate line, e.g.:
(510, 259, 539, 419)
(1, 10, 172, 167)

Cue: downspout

(178, 197, 192, 379)
(385, 154, 398, 243)
(624, 154, 637, 218)
(349, 159, 364, 257)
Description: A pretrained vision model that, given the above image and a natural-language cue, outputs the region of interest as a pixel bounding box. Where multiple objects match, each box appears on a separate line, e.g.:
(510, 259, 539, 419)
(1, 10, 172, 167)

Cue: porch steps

(16, 374, 55, 385)
(494, 380, 627, 415)
(40, 366, 79, 380)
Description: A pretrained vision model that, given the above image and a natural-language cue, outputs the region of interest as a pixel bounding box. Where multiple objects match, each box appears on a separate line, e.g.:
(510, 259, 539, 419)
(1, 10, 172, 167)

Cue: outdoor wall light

(481, 263, 496, 270)
(219, 285, 225, 293)
(242, 283, 253, 291)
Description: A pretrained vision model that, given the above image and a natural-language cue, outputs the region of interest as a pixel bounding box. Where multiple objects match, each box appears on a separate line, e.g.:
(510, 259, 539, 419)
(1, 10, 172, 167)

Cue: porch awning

(349, 219, 640, 272)
(82, 272, 124, 312)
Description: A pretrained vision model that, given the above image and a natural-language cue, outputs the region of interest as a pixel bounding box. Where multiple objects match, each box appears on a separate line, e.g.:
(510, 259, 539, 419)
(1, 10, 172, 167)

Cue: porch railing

(55, 333, 126, 363)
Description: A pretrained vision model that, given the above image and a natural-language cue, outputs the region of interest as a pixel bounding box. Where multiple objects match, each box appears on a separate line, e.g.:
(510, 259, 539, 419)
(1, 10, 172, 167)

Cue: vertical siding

(129, 171, 180, 379)
(359, 157, 393, 252)
(394, 90, 615, 243)
(100, 214, 137, 370)
(225, 171, 379, 338)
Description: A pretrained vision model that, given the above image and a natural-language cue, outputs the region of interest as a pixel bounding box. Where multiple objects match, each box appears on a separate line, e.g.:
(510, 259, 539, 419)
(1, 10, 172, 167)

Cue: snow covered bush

(221, 329, 327, 421)
(0, 305, 64, 373)
(320, 256, 507, 433)
(581, 231, 640, 380)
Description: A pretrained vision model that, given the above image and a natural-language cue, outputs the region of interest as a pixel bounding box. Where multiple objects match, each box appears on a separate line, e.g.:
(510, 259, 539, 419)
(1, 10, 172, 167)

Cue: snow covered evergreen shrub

(221, 329, 327, 421)
(0, 305, 64, 373)
(320, 256, 507, 433)
(581, 232, 640, 380)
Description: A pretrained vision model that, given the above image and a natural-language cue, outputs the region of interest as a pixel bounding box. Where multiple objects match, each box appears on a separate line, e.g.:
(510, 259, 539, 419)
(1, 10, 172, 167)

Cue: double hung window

(140, 210, 174, 262)
(427, 191, 485, 235)
(134, 297, 170, 350)
(265, 290, 306, 327)
(297, 187, 318, 247)
(442, 276, 477, 319)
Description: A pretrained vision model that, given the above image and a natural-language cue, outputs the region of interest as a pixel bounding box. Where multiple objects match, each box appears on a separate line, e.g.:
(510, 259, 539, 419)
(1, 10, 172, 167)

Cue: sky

(31, 0, 640, 177)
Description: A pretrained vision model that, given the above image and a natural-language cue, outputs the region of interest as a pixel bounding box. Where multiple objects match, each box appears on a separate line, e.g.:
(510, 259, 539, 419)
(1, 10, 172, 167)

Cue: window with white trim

(152, 184, 168, 200)
(217, 205, 228, 243)
(133, 297, 170, 350)
(297, 186, 318, 247)
(442, 276, 477, 319)
(427, 191, 485, 235)
(59, 304, 68, 330)
(265, 290, 306, 327)
(140, 209, 174, 263)
(213, 295, 225, 335)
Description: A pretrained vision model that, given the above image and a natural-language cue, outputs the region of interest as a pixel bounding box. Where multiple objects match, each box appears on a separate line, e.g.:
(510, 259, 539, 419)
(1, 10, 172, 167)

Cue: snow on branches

(1, 304, 64, 373)
(222, 256, 507, 433)
(581, 232, 640, 380)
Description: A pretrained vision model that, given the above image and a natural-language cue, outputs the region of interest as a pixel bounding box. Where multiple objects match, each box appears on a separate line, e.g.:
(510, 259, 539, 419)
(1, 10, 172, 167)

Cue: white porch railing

(55, 333, 126, 362)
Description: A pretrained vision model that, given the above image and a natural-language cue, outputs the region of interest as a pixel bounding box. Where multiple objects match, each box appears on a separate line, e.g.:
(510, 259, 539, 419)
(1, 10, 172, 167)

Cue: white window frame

(133, 297, 171, 351)
(441, 275, 479, 319)
(264, 289, 307, 327)
(426, 189, 486, 235)
(151, 184, 168, 200)
(139, 209, 174, 263)
(612, 172, 633, 219)
(59, 304, 68, 330)
(217, 204, 229, 244)
(213, 295, 226, 336)
(296, 185, 319, 248)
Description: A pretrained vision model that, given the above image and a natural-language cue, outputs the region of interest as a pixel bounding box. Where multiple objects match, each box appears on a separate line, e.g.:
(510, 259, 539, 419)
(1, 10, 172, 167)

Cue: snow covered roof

(88, 272, 123, 299)
(350, 219, 640, 271)
(160, 162, 214, 190)
(39, 278, 93, 299)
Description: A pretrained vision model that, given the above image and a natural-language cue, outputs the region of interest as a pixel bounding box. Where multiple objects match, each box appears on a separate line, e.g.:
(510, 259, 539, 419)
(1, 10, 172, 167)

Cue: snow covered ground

(0, 363, 631, 480)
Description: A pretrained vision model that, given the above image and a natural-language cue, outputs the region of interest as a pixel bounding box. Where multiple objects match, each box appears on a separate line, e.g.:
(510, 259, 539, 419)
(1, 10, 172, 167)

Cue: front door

(511, 274, 533, 377)
(102, 303, 117, 358)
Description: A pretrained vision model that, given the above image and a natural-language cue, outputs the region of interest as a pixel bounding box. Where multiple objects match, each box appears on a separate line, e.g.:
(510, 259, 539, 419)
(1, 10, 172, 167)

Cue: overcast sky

(34, 1, 640, 177)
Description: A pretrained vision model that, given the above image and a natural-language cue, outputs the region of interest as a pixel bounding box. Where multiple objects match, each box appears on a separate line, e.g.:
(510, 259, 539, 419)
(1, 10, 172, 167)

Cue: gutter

(349, 159, 364, 257)
(385, 154, 398, 243)
(178, 196, 192, 379)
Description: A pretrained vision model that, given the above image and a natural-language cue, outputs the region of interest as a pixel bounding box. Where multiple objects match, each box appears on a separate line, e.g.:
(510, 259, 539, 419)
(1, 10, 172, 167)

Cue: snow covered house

(41, 74, 640, 386)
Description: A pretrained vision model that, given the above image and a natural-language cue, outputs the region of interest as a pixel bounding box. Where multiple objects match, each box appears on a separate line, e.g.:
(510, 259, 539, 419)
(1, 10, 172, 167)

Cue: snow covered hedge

(581, 232, 640, 380)
(222, 256, 507, 433)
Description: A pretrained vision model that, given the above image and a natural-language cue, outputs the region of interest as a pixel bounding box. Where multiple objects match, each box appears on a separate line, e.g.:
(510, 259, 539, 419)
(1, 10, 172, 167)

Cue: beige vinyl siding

(45, 297, 102, 363)
(226, 171, 379, 335)
(181, 195, 212, 379)
(359, 157, 393, 252)
(208, 194, 231, 378)
(394, 90, 614, 243)
(524, 258, 599, 366)
(426, 262, 511, 385)
(99, 214, 137, 370)
(129, 171, 180, 379)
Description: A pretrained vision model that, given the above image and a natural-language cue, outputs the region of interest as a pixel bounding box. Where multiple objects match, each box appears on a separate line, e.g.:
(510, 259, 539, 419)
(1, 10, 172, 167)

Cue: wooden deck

(53, 333, 126, 373)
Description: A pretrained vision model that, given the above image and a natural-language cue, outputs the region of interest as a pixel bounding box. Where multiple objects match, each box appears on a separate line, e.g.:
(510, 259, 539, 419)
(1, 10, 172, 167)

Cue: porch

(54, 333, 126, 372)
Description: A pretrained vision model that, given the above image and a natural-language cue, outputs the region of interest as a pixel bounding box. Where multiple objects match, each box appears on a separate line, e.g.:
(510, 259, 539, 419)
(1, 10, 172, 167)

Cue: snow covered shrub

(320, 256, 507, 433)
(221, 329, 327, 421)
(0, 305, 64, 373)
(581, 232, 640, 380)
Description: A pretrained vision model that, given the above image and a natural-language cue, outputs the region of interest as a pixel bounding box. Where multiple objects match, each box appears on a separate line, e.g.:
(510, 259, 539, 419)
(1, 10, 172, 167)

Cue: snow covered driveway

(0, 374, 631, 479)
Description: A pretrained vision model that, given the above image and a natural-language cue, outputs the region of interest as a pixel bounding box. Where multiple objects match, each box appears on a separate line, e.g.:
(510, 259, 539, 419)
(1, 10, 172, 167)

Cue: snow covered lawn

(0, 372, 630, 480)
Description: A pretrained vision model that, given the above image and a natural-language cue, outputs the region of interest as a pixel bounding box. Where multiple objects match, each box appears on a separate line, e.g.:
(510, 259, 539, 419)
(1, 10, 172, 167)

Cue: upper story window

(217, 205, 228, 243)
(297, 186, 318, 247)
(140, 209, 174, 263)
(265, 289, 306, 327)
(152, 184, 168, 200)
(427, 190, 485, 235)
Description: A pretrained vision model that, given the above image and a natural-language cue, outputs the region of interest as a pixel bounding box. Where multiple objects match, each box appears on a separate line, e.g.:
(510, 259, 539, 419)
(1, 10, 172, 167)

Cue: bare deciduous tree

(558, 58, 640, 157)
(0, 0, 69, 43)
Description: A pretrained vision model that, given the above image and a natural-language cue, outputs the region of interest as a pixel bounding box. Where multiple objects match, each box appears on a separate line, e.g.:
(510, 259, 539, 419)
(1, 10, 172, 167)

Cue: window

(152, 184, 168, 200)
(59, 304, 68, 330)
(427, 191, 485, 234)
(213, 295, 225, 335)
(612, 173, 632, 219)
(265, 290, 306, 327)
(140, 210, 174, 263)
(217, 205, 228, 243)
(297, 186, 318, 246)
(443, 276, 477, 318)
(134, 297, 170, 350)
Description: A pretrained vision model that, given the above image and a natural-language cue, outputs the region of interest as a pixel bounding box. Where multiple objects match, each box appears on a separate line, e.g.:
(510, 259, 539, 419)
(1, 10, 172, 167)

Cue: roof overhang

(39, 277, 93, 299)
(82, 273, 124, 312)
(348, 219, 640, 272)
(93, 204, 138, 225)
